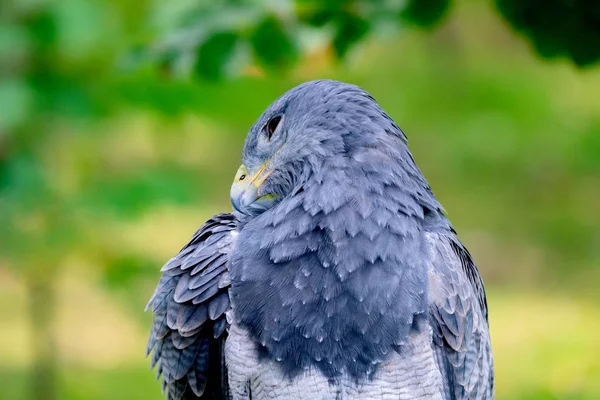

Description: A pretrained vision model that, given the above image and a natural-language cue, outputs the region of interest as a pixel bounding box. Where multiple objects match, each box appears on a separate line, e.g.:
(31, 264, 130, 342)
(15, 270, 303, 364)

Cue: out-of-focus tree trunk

(28, 276, 57, 400)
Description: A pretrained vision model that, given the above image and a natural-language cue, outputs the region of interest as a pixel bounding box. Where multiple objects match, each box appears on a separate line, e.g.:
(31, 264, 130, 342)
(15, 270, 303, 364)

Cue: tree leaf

(296, 0, 339, 28)
(495, 0, 600, 67)
(194, 31, 239, 80)
(250, 15, 298, 70)
(333, 12, 370, 59)
(301, 9, 336, 27)
(401, 0, 452, 27)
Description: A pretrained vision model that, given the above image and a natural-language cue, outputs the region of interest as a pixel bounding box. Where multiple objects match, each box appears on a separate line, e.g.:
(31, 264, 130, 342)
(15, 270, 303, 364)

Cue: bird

(146, 80, 494, 399)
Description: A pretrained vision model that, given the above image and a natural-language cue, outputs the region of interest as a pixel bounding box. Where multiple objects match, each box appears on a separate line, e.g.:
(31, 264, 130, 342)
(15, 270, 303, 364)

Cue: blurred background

(1, 0, 599, 399)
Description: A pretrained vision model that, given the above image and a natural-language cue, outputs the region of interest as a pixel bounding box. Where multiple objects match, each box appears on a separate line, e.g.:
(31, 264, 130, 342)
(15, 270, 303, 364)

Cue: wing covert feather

(147, 213, 238, 400)
(426, 232, 494, 400)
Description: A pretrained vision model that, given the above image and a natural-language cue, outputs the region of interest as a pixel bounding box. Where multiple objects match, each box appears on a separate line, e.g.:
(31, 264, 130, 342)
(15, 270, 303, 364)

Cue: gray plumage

(147, 80, 494, 399)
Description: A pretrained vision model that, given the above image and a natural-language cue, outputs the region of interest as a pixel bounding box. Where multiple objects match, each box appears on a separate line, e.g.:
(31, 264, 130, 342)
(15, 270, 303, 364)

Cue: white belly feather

(225, 321, 443, 400)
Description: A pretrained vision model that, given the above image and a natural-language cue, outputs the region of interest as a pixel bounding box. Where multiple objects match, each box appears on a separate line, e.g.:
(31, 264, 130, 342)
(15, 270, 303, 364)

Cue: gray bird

(146, 80, 494, 400)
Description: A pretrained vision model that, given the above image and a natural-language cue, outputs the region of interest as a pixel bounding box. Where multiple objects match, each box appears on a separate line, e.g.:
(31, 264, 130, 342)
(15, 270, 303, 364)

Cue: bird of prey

(146, 80, 494, 399)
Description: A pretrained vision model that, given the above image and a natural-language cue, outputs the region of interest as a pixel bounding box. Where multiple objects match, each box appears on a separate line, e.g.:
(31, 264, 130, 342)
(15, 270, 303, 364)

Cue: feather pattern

(426, 231, 494, 399)
(146, 213, 237, 400)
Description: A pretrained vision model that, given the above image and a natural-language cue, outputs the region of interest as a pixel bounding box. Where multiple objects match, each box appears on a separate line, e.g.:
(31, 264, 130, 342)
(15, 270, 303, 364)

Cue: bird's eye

(265, 115, 282, 140)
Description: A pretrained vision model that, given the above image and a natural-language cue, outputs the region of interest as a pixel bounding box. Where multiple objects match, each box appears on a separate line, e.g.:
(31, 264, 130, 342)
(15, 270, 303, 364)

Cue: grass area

(489, 289, 600, 399)
(0, 366, 163, 400)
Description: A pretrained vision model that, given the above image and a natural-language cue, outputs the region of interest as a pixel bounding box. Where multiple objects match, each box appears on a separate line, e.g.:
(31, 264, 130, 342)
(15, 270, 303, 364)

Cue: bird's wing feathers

(427, 232, 494, 400)
(146, 213, 238, 400)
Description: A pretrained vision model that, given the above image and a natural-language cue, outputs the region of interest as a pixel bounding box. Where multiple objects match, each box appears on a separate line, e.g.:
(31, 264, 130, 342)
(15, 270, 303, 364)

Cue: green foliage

(144, 0, 413, 80)
(250, 16, 298, 70)
(140, 0, 600, 80)
(194, 31, 240, 79)
(401, 0, 452, 27)
(496, 0, 600, 67)
(332, 11, 370, 58)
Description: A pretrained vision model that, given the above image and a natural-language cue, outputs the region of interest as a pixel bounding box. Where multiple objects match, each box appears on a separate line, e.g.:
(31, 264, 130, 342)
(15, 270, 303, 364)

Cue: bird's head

(230, 80, 407, 216)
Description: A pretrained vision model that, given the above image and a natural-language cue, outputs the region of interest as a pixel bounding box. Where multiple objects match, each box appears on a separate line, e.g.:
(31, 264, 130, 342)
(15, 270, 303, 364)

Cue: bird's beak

(230, 163, 276, 215)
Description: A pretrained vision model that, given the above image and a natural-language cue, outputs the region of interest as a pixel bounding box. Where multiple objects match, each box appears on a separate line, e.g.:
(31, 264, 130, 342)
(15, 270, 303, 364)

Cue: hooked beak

(230, 163, 276, 215)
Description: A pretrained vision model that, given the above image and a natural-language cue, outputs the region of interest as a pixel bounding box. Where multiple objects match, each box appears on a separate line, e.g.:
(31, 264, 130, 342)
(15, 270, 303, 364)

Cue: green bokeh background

(1, 1, 599, 399)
